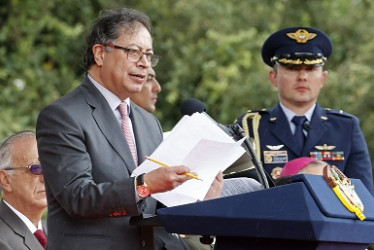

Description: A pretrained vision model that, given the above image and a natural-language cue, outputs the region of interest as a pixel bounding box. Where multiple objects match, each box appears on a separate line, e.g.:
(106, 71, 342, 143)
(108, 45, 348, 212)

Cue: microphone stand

(230, 123, 270, 189)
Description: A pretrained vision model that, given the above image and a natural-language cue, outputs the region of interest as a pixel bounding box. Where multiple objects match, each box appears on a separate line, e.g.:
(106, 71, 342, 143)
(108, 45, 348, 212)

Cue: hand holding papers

(132, 112, 246, 207)
(145, 156, 202, 181)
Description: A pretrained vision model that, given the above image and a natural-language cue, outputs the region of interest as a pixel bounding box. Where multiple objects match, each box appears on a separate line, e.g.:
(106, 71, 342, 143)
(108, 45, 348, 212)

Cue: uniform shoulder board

(235, 109, 269, 124)
(325, 108, 353, 118)
(237, 109, 269, 124)
(245, 108, 269, 114)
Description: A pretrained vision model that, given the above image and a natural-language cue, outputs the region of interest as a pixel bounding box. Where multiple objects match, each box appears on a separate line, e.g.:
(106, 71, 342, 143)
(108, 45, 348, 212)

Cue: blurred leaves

(1, 0, 374, 177)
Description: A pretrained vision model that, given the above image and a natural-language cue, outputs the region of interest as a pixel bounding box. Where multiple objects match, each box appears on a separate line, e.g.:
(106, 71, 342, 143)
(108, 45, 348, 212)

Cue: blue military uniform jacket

(236, 102, 374, 194)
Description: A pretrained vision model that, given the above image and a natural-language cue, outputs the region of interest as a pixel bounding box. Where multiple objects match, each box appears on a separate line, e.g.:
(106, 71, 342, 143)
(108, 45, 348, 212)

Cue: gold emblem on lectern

(323, 165, 365, 220)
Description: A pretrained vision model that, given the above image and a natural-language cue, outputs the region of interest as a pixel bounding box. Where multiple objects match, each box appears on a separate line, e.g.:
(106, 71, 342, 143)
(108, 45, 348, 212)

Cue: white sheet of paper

(131, 112, 246, 207)
(151, 138, 245, 207)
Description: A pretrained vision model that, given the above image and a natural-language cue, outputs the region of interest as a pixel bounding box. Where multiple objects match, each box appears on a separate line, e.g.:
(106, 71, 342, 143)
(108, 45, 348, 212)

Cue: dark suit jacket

(36, 76, 170, 250)
(0, 200, 45, 250)
(237, 103, 374, 194)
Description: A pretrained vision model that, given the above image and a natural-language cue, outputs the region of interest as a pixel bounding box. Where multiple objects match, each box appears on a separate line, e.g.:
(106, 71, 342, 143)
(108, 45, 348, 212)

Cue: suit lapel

(0, 200, 43, 250)
(303, 105, 328, 154)
(130, 102, 163, 166)
(269, 103, 328, 156)
(130, 104, 144, 165)
(269, 104, 301, 155)
(80, 77, 137, 173)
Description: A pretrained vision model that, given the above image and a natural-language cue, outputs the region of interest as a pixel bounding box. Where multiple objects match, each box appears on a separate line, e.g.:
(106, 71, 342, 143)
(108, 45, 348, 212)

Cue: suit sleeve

(0, 240, 12, 250)
(344, 116, 374, 194)
(36, 104, 140, 218)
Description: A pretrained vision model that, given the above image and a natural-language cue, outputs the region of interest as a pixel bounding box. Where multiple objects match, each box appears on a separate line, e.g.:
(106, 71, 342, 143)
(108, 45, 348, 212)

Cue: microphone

(180, 98, 207, 116)
(303, 121, 311, 131)
(180, 98, 270, 188)
(180, 98, 235, 136)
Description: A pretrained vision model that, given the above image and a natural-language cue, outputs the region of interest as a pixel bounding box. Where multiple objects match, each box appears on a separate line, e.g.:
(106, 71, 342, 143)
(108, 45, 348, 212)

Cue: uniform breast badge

(310, 144, 344, 161)
(323, 165, 365, 220)
(264, 145, 288, 164)
(271, 167, 283, 179)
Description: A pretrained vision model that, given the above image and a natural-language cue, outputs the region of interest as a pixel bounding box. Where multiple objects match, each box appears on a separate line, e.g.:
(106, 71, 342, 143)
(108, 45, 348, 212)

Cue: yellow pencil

(145, 156, 202, 181)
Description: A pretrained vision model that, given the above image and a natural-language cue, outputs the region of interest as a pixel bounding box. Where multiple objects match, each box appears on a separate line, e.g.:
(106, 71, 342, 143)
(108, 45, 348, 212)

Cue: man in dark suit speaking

(36, 8, 222, 250)
(0, 131, 47, 250)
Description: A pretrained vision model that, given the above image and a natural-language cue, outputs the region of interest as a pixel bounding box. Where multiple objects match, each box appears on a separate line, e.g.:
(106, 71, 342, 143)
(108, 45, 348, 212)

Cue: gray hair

(83, 8, 151, 70)
(0, 130, 36, 172)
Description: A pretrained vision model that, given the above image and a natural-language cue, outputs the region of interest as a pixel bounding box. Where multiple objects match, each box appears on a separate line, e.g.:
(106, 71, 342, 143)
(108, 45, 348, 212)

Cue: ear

(268, 69, 278, 88)
(0, 170, 12, 192)
(92, 44, 106, 67)
(320, 70, 328, 88)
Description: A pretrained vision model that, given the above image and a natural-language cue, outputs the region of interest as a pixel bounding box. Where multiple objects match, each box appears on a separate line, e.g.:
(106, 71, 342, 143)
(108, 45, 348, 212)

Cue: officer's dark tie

(292, 115, 307, 154)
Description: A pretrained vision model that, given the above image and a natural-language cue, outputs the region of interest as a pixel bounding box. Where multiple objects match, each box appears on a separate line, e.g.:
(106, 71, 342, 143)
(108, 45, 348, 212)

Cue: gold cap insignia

(286, 29, 317, 44)
(277, 57, 325, 65)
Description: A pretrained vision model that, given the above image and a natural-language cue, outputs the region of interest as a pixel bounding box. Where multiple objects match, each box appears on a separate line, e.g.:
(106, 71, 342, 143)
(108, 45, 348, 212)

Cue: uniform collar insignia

(266, 145, 284, 150)
(321, 116, 328, 120)
(270, 117, 277, 121)
(286, 29, 317, 44)
(315, 144, 336, 150)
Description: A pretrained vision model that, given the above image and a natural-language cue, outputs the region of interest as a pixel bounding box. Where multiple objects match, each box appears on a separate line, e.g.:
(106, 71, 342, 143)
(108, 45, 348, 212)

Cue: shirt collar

(279, 102, 315, 123)
(87, 74, 131, 113)
(3, 199, 42, 233)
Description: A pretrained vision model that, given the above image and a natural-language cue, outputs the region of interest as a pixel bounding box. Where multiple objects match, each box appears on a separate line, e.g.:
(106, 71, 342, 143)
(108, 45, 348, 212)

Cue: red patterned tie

(118, 102, 138, 166)
(34, 229, 47, 249)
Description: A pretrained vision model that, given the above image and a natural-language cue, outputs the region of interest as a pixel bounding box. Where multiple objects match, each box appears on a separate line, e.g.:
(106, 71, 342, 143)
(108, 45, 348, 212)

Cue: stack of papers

(132, 112, 245, 207)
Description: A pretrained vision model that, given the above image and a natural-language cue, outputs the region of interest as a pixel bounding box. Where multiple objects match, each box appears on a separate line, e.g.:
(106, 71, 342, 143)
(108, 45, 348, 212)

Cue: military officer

(236, 26, 374, 194)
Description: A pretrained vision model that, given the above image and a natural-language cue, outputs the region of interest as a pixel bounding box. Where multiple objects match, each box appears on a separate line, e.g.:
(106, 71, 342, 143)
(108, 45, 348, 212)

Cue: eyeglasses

(3, 164, 43, 176)
(102, 43, 160, 67)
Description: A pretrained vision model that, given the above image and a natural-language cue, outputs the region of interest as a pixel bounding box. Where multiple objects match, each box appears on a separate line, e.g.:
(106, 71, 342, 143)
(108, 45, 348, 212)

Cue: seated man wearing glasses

(0, 131, 47, 250)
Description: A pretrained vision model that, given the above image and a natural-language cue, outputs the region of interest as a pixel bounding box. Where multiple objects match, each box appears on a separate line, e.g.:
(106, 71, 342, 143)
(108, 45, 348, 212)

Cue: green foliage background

(1, 0, 374, 178)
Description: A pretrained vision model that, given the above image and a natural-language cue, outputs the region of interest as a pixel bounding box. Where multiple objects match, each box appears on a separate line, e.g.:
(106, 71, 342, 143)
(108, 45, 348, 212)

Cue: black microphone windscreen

(180, 98, 207, 116)
(303, 121, 311, 131)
